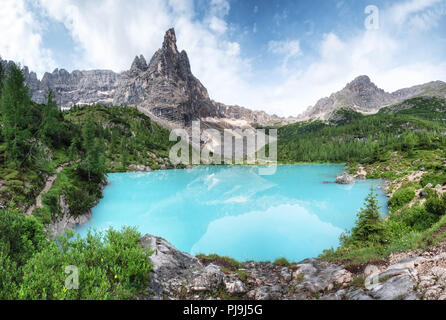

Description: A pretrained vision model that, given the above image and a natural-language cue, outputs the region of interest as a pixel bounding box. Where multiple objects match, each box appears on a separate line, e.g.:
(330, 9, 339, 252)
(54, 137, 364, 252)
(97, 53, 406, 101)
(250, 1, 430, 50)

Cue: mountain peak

(345, 75, 375, 90)
(351, 75, 371, 83)
(130, 55, 148, 72)
(162, 28, 178, 53)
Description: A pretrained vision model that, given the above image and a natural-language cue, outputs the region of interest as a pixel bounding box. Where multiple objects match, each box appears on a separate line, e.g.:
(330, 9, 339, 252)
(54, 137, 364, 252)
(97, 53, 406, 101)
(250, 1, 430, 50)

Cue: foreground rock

(128, 164, 153, 172)
(137, 234, 446, 300)
(336, 172, 355, 184)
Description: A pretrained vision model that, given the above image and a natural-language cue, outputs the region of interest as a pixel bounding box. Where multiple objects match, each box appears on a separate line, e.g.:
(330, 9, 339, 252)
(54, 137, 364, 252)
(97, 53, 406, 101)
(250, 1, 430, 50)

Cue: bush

(425, 194, 446, 216)
(388, 187, 415, 211)
(0, 209, 153, 300)
(18, 227, 153, 300)
(420, 172, 446, 188)
(0, 209, 46, 299)
(0, 209, 46, 267)
(392, 206, 439, 232)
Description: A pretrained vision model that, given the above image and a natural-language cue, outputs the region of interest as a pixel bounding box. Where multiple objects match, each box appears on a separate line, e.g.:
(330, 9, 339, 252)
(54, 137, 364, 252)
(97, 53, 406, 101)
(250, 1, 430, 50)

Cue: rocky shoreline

(46, 179, 109, 239)
(138, 234, 446, 300)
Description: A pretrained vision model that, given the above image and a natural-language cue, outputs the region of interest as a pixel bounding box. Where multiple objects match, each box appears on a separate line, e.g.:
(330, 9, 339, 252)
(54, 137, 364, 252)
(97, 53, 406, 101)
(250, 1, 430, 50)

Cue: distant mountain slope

(279, 96, 446, 163)
(299, 76, 446, 121)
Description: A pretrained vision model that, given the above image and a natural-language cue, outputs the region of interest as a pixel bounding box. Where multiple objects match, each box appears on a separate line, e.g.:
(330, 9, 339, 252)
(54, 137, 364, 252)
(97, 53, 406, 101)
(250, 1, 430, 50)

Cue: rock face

(336, 172, 355, 184)
(0, 58, 119, 108)
(114, 28, 217, 126)
(46, 195, 93, 239)
(299, 75, 446, 121)
(38, 69, 119, 108)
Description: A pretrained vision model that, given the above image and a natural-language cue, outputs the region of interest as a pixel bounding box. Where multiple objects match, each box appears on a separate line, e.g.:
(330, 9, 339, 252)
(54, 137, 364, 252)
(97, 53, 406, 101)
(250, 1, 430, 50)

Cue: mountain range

(299, 75, 446, 121)
(1, 28, 446, 129)
(1, 29, 282, 130)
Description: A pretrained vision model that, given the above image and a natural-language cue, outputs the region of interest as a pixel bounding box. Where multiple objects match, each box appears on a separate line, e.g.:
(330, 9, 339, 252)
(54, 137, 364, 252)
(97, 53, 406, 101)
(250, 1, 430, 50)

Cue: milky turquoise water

(76, 165, 388, 262)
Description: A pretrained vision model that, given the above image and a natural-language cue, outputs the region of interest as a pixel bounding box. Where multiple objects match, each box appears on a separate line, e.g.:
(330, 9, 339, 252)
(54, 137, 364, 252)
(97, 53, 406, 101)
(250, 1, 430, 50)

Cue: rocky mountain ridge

(299, 75, 446, 121)
(1, 28, 281, 129)
(3, 29, 445, 127)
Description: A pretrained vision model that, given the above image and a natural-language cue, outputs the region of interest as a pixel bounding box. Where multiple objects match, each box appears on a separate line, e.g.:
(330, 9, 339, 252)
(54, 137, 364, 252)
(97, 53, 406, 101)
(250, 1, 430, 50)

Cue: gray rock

(280, 267, 292, 282)
(344, 288, 374, 300)
(189, 264, 225, 292)
(336, 172, 356, 184)
(224, 279, 247, 294)
(369, 273, 417, 300)
(128, 164, 152, 172)
(247, 286, 272, 300)
(140, 234, 201, 275)
(139, 234, 202, 299)
(293, 258, 353, 293)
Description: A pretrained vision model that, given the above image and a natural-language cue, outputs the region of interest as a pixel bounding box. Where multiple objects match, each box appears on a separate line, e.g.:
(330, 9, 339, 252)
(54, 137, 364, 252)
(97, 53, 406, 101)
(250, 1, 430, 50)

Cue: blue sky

(1, 0, 446, 116)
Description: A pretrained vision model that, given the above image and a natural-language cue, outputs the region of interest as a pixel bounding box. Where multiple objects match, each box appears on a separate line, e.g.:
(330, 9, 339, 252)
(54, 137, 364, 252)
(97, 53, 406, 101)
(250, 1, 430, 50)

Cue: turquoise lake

(76, 165, 388, 262)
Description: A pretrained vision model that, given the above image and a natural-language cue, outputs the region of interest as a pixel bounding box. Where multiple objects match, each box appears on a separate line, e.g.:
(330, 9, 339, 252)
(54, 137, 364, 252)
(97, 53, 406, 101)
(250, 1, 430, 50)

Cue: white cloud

(251, 0, 446, 116)
(268, 40, 301, 57)
(0, 0, 55, 75)
(389, 0, 443, 27)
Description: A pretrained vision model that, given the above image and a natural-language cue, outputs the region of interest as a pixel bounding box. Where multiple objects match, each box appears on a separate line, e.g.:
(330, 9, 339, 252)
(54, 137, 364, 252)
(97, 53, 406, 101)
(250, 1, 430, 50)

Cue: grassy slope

(64, 105, 175, 171)
(1, 104, 175, 225)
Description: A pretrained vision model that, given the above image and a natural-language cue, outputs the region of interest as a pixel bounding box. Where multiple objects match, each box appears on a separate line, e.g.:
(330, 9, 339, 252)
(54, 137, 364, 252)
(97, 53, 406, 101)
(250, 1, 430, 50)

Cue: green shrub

(273, 257, 291, 267)
(388, 187, 415, 211)
(0, 209, 153, 300)
(392, 206, 439, 232)
(0, 209, 46, 299)
(19, 227, 153, 300)
(384, 219, 412, 241)
(425, 194, 446, 216)
(420, 172, 446, 187)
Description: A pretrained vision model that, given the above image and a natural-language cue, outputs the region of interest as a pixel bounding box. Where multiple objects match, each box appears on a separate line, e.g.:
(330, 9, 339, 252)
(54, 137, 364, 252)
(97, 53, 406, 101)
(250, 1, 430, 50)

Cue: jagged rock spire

(130, 55, 148, 72)
(162, 28, 178, 54)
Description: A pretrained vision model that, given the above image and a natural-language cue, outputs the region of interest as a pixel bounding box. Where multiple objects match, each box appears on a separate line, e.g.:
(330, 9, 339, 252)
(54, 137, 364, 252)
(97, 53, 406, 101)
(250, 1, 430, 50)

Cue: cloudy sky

(1, 0, 446, 116)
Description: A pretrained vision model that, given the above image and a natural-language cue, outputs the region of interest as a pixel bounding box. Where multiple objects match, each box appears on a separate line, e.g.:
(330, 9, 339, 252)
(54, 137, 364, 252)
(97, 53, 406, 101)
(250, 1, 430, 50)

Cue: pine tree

(40, 89, 63, 147)
(81, 117, 95, 153)
(0, 60, 4, 99)
(0, 63, 32, 165)
(80, 118, 97, 181)
(349, 187, 385, 245)
(68, 137, 79, 160)
(120, 137, 128, 170)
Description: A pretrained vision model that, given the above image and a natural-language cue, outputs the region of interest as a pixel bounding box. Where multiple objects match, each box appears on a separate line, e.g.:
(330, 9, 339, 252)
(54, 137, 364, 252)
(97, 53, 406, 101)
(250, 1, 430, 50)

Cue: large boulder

(336, 172, 356, 184)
